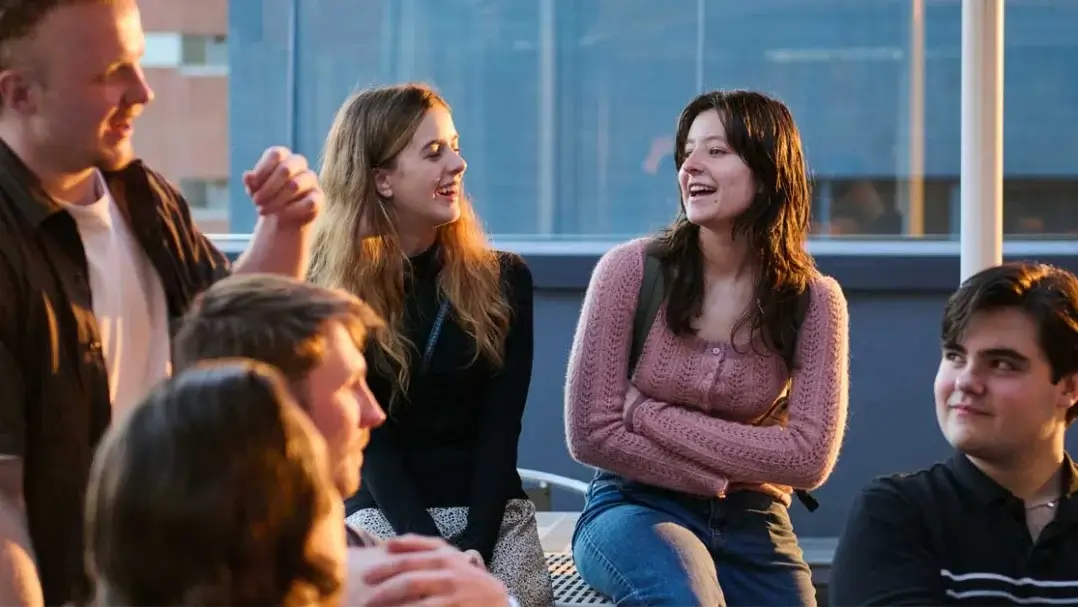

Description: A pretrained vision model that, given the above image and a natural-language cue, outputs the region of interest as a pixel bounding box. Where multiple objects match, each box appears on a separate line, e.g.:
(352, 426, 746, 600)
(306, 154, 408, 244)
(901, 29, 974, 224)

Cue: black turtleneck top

(345, 245, 534, 563)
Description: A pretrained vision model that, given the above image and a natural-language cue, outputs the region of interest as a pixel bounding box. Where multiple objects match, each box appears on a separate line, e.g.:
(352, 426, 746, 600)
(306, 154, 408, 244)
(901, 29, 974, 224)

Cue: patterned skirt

(346, 498, 554, 607)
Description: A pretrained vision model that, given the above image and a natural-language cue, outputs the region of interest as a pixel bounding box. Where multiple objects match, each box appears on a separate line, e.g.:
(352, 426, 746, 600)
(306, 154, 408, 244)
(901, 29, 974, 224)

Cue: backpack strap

(629, 250, 664, 378)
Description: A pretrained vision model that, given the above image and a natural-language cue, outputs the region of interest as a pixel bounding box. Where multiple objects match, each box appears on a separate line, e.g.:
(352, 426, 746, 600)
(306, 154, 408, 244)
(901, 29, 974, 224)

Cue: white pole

(959, 0, 1005, 281)
(905, 0, 925, 236)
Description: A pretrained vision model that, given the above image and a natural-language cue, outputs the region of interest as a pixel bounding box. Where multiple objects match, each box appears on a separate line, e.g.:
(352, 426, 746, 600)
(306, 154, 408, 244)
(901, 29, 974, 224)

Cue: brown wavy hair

(653, 89, 816, 369)
(310, 83, 510, 404)
(85, 360, 343, 606)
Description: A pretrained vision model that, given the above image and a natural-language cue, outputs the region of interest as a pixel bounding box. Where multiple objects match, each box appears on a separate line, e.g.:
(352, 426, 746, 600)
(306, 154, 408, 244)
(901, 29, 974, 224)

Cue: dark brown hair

(942, 262, 1078, 423)
(85, 359, 343, 605)
(173, 273, 384, 396)
(653, 89, 816, 369)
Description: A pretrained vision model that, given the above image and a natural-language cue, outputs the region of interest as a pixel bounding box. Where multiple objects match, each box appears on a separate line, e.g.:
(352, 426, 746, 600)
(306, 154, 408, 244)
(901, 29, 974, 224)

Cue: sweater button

(711, 347, 721, 355)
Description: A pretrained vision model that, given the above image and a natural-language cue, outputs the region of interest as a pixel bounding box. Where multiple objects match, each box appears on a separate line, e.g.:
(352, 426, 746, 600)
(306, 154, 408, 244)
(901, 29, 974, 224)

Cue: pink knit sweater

(565, 238, 849, 503)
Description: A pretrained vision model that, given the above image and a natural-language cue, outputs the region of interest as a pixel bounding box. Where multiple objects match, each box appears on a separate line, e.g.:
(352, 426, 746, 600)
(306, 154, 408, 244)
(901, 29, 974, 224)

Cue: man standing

(832, 263, 1078, 604)
(0, 1, 323, 603)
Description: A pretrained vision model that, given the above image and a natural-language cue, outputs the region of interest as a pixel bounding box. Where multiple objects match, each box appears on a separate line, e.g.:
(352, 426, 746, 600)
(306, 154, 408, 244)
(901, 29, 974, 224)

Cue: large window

(226, 0, 1078, 239)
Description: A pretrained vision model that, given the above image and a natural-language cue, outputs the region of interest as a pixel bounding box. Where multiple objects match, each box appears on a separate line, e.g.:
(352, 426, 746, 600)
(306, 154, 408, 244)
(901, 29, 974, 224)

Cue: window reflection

(214, 0, 1078, 239)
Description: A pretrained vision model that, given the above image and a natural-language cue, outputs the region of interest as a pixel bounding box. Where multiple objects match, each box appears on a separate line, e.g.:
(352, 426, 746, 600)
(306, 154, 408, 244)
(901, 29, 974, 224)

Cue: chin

(95, 145, 136, 172)
(428, 205, 461, 228)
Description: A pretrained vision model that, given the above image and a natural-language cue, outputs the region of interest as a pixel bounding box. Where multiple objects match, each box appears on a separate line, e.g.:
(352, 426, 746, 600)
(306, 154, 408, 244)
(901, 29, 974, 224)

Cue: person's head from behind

(936, 263, 1078, 464)
(0, 0, 153, 173)
(85, 360, 345, 606)
(656, 89, 815, 368)
(173, 273, 386, 498)
(311, 83, 510, 405)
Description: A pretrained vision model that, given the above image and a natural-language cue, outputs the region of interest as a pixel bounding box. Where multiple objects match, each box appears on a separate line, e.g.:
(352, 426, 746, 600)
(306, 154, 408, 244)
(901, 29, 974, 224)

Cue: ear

(0, 68, 37, 115)
(373, 168, 393, 199)
(1058, 372, 1078, 412)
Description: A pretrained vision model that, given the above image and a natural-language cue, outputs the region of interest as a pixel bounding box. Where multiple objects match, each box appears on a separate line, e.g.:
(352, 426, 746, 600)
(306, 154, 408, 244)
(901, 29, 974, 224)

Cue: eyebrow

(684, 135, 728, 147)
(943, 343, 1030, 362)
(421, 134, 459, 150)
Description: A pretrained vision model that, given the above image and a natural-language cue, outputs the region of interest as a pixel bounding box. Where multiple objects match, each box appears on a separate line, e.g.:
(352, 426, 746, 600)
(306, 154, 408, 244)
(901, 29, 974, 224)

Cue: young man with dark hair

(0, 1, 324, 603)
(174, 274, 519, 607)
(832, 262, 1078, 605)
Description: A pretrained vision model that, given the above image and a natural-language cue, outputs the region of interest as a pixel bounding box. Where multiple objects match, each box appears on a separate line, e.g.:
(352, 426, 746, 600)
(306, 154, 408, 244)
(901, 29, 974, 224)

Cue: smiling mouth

(435, 182, 459, 196)
(687, 184, 717, 197)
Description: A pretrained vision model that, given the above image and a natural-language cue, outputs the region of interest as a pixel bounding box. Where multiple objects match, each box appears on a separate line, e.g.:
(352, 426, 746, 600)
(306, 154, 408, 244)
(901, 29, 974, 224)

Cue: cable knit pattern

(565, 237, 849, 503)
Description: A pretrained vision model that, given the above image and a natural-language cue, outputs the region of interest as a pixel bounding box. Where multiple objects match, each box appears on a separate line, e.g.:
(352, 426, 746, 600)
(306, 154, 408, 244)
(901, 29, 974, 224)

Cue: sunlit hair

(652, 89, 817, 370)
(310, 83, 510, 404)
(85, 360, 343, 606)
(172, 273, 385, 403)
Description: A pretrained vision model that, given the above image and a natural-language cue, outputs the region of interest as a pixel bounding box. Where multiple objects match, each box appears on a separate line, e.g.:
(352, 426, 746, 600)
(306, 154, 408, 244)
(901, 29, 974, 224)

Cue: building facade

(138, 0, 230, 232)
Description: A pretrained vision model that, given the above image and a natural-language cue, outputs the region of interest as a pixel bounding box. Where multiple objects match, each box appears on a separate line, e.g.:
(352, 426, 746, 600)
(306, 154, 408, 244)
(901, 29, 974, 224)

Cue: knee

(572, 521, 721, 607)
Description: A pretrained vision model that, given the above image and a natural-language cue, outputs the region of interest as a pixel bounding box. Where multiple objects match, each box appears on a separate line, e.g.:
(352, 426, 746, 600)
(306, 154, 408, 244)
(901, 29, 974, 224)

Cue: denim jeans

(571, 472, 816, 606)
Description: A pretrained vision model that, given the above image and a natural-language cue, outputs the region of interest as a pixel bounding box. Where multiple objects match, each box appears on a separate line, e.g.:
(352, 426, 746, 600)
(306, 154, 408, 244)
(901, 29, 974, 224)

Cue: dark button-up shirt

(0, 140, 229, 604)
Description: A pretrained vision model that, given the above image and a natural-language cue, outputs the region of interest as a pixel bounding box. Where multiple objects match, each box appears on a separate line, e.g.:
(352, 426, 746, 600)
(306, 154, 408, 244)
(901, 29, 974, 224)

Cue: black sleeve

(360, 419, 443, 538)
(0, 261, 24, 457)
(451, 255, 534, 563)
(830, 478, 946, 605)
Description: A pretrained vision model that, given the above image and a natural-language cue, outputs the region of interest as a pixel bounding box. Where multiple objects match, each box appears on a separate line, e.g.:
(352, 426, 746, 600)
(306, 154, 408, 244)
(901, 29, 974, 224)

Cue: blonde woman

(310, 83, 552, 607)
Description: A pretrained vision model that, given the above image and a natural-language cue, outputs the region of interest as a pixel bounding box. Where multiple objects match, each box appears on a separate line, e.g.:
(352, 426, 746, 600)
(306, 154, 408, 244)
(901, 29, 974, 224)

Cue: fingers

(362, 569, 455, 607)
(252, 155, 315, 215)
(361, 551, 456, 586)
(271, 191, 320, 225)
(246, 146, 291, 192)
(383, 534, 452, 554)
(463, 549, 484, 568)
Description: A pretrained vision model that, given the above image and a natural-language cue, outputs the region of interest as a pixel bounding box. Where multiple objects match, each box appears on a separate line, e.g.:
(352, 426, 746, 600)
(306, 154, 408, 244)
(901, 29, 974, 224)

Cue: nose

(127, 65, 154, 106)
(358, 389, 386, 429)
(680, 149, 704, 175)
(954, 365, 985, 396)
(449, 149, 467, 176)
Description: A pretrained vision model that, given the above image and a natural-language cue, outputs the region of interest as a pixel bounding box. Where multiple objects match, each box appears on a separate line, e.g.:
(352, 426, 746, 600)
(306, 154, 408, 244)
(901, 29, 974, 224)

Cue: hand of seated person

(350, 535, 509, 606)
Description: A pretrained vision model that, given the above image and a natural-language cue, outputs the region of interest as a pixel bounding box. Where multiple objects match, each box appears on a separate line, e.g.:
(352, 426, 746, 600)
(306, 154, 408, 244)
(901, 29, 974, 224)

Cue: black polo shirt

(831, 452, 1078, 605)
(0, 140, 229, 605)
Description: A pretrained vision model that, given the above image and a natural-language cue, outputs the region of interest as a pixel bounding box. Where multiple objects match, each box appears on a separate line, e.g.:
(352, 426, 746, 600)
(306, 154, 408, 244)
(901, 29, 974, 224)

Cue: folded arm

(630, 276, 850, 489)
(565, 241, 727, 496)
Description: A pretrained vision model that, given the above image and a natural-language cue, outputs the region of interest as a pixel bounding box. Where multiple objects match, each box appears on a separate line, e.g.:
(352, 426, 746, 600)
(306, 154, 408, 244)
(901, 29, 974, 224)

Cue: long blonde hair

(309, 83, 510, 404)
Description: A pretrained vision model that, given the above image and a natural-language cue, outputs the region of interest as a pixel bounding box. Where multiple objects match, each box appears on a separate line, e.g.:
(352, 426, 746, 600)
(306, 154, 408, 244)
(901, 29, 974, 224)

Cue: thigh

(572, 476, 723, 607)
(488, 499, 554, 607)
(715, 494, 817, 607)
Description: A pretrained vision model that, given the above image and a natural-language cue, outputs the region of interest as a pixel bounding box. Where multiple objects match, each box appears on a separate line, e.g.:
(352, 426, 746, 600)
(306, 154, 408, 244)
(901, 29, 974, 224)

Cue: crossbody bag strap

(419, 299, 451, 377)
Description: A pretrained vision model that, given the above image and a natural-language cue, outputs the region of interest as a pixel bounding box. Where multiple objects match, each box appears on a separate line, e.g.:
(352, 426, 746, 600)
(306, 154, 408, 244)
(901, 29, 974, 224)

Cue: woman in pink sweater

(565, 90, 849, 606)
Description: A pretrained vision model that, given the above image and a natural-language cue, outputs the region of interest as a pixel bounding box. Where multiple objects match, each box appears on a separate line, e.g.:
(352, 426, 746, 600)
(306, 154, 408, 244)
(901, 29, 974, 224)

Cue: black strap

(629, 252, 664, 376)
(419, 299, 450, 377)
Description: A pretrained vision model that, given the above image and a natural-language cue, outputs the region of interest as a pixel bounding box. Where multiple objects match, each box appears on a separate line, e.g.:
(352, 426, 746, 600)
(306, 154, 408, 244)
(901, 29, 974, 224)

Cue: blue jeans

(572, 472, 816, 606)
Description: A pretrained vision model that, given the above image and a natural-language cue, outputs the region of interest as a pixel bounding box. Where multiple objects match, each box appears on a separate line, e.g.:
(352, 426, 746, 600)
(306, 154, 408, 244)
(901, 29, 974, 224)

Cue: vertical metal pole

(537, 0, 556, 235)
(960, 0, 1005, 280)
(285, 0, 298, 151)
(905, 0, 925, 236)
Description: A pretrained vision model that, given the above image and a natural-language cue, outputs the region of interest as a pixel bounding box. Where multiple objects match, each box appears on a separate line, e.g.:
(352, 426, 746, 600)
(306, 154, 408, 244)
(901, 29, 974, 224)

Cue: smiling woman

(565, 89, 850, 607)
(309, 83, 554, 606)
